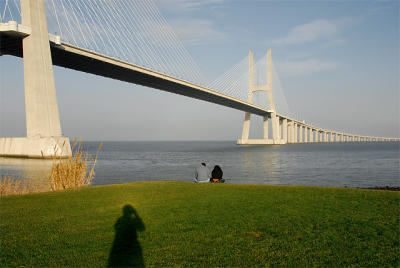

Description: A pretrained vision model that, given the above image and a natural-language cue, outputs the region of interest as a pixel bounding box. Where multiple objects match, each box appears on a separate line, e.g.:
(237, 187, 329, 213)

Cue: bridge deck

(0, 31, 270, 117)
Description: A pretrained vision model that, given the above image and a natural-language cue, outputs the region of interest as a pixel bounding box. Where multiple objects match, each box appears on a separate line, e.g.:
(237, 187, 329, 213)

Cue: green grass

(1, 181, 399, 267)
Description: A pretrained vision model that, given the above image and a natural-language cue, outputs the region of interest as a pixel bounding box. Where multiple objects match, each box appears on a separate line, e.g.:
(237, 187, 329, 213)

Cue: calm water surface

(1, 141, 399, 188)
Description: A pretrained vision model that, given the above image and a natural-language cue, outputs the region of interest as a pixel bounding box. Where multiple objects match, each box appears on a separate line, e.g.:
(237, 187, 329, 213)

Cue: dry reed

(0, 176, 31, 196)
(48, 138, 102, 191)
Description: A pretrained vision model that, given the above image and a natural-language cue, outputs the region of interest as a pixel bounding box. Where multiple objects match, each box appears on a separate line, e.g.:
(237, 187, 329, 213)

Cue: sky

(0, 0, 399, 141)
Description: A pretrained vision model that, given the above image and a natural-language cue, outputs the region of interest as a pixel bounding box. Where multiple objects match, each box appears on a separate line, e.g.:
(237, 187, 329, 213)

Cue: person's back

(194, 163, 210, 183)
(210, 165, 225, 183)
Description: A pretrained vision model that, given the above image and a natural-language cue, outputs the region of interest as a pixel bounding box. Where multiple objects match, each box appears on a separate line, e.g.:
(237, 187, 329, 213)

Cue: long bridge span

(0, 0, 398, 158)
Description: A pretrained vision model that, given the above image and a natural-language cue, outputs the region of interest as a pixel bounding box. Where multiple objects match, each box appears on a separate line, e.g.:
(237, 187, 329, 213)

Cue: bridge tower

(0, 0, 71, 158)
(237, 49, 282, 145)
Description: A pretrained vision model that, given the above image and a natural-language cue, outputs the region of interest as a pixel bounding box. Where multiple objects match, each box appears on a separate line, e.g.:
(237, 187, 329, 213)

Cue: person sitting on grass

(194, 162, 210, 183)
(210, 165, 225, 183)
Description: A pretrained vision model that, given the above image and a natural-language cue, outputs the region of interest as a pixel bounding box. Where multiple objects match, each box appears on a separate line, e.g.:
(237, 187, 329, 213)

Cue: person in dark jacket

(210, 165, 225, 183)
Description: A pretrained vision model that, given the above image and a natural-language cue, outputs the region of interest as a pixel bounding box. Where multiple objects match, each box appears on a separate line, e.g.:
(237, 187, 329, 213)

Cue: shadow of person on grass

(108, 205, 145, 268)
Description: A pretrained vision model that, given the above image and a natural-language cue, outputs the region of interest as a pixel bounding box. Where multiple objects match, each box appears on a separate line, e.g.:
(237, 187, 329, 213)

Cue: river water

(0, 141, 399, 188)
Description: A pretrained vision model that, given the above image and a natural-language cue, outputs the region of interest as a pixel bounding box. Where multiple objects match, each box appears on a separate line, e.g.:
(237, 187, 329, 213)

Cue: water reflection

(242, 146, 281, 185)
(0, 157, 52, 190)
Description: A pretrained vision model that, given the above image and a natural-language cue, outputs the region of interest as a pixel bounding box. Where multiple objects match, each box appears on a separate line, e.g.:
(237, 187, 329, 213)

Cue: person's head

(213, 165, 221, 171)
(123, 205, 136, 216)
(201, 162, 206, 166)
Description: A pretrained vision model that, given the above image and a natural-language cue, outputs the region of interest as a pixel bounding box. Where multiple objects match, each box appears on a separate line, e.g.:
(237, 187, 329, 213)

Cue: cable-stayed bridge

(0, 0, 398, 158)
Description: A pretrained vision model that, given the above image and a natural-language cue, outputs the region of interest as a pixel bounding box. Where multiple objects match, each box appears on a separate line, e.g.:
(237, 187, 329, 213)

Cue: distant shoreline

(360, 186, 400, 191)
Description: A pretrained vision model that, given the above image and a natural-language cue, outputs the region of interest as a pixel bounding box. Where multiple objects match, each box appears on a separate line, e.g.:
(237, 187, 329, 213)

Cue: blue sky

(0, 0, 398, 140)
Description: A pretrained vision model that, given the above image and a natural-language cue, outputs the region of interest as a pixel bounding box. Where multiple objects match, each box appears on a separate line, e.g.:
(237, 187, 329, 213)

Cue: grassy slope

(0, 181, 399, 267)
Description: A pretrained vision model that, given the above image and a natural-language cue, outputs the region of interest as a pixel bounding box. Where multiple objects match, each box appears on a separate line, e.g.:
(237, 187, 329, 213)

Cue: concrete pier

(282, 119, 288, 144)
(0, 0, 71, 158)
(263, 116, 269, 140)
(299, 125, 303, 143)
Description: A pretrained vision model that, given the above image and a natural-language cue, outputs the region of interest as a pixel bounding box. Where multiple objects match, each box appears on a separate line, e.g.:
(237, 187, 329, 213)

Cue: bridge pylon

(237, 49, 283, 145)
(0, 0, 71, 158)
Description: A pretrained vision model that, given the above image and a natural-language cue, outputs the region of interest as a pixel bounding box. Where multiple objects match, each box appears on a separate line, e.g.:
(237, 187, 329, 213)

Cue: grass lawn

(1, 181, 399, 267)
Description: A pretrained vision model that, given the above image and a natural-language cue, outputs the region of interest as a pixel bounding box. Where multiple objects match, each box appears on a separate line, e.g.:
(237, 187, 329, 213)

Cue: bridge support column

(304, 127, 308, 143)
(299, 125, 303, 143)
(271, 113, 280, 144)
(240, 112, 251, 143)
(263, 116, 268, 140)
(288, 121, 293, 143)
(0, 0, 71, 158)
(304, 127, 310, 143)
(282, 119, 288, 144)
(309, 128, 314, 142)
(293, 123, 298, 143)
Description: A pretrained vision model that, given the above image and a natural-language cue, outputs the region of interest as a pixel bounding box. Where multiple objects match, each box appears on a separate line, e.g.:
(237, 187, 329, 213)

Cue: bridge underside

(0, 32, 269, 117)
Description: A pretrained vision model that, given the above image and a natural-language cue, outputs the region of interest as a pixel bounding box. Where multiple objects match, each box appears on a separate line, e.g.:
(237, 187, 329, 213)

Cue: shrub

(47, 138, 102, 191)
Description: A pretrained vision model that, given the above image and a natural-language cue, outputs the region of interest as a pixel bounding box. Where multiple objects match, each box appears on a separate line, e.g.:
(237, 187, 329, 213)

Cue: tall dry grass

(0, 176, 31, 196)
(48, 138, 102, 191)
